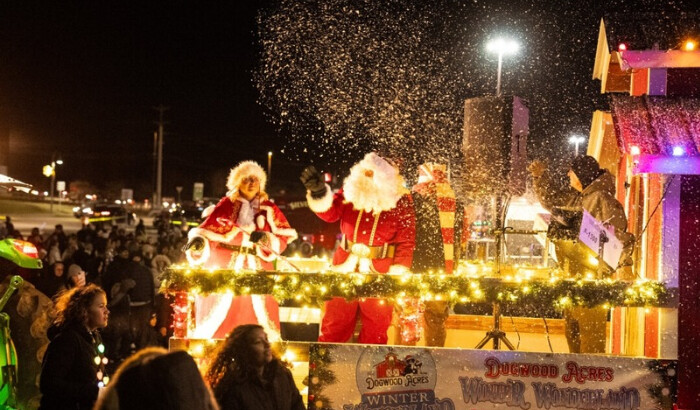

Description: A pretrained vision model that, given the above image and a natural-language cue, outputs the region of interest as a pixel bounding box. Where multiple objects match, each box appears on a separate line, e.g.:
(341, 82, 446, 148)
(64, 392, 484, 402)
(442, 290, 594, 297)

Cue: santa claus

(185, 160, 297, 339)
(301, 152, 416, 344)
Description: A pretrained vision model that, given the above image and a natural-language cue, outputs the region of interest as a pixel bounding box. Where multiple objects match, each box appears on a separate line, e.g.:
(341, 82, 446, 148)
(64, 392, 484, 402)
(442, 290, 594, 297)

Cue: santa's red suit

(307, 153, 416, 344)
(186, 161, 297, 339)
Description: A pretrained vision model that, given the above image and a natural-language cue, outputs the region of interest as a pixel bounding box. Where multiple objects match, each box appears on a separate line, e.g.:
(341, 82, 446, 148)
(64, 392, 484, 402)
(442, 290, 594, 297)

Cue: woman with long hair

(94, 347, 219, 410)
(206, 324, 304, 410)
(39, 284, 109, 409)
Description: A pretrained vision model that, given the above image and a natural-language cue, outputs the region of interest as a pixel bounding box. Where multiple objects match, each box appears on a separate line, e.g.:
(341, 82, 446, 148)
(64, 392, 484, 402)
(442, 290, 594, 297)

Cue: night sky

(0, 0, 695, 200)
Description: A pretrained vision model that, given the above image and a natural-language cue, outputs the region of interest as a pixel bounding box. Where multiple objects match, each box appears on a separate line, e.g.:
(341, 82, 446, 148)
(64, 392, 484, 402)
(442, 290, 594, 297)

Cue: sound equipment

(461, 96, 529, 197)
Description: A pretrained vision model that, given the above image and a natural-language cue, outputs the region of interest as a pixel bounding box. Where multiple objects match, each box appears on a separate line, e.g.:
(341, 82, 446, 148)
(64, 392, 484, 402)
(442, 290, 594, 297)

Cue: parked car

(168, 203, 209, 228)
(73, 203, 135, 226)
(153, 200, 216, 230)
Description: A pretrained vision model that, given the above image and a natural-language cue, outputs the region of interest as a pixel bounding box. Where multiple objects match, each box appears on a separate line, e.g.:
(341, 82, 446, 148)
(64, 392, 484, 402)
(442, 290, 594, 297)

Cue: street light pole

(267, 151, 273, 181)
(486, 38, 519, 97)
(50, 168, 55, 212)
(154, 105, 168, 209)
(48, 154, 63, 213)
(496, 52, 503, 97)
(569, 135, 586, 157)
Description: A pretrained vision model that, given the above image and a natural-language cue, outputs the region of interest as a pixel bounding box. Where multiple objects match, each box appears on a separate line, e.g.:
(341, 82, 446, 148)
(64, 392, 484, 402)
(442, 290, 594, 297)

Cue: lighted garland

(308, 344, 337, 410)
(161, 267, 670, 309)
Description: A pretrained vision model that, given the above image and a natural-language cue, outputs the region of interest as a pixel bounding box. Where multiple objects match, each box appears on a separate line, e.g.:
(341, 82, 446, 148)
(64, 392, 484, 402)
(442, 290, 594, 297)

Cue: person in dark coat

(206, 324, 305, 410)
(529, 155, 635, 354)
(33, 261, 67, 300)
(39, 284, 110, 409)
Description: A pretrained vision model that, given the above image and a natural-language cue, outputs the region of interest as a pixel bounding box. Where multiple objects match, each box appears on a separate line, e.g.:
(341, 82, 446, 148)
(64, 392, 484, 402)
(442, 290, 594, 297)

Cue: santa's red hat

(226, 161, 267, 194)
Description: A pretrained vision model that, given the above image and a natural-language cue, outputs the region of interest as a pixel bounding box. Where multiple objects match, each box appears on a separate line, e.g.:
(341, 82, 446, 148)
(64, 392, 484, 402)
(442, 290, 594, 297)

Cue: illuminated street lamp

(569, 135, 586, 157)
(43, 154, 63, 212)
(486, 38, 519, 97)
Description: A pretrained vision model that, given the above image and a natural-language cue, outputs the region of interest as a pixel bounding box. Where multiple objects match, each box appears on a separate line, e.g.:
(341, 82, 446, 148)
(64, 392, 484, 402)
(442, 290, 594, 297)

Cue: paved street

(1, 199, 151, 235)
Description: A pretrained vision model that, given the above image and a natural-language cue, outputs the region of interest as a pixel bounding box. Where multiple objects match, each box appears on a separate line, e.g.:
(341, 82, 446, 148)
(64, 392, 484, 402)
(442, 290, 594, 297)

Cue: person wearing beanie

(528, 155, 635, 354)
(66, 264, 87, 289)
(184, 160, 297, 340)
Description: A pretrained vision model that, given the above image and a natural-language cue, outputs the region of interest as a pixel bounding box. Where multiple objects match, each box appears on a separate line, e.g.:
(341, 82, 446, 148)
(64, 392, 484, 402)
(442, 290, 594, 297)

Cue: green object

(0, 239, 43, 270)
(0, 276, 23, 409)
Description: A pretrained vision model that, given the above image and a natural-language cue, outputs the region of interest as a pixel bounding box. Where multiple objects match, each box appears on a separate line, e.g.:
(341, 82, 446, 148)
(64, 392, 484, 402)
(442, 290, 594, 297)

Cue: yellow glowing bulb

(283, 350, 297, 362)
(684, 40, 696, 51)
(191, 344, 204, 357)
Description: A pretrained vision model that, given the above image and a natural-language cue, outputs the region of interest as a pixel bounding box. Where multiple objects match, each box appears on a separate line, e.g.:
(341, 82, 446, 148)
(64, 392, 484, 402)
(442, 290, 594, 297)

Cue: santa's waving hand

(302, 153, 416, 344)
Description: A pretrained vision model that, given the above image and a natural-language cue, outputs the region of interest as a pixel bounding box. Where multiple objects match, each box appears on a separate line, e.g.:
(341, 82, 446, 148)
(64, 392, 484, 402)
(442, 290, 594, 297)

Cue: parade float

(160, 93, 681, 408)
(161, 260, 675, 409)
(157, 7, 700, 410)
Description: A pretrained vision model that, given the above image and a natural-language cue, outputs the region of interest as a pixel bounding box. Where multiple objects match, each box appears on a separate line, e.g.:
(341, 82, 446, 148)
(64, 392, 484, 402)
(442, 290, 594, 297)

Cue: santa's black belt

(340, 237, 395, 259)
(216, 243, 252, 252)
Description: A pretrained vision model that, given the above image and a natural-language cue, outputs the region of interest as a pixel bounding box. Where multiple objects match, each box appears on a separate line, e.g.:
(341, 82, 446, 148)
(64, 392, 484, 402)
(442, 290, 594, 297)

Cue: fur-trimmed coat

(188, 196, 297, 270)
(308, 189, 416, 273)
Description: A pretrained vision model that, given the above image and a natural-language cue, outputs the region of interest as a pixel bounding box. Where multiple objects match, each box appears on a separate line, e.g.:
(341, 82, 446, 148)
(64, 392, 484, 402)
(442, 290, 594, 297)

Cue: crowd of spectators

(3, 212, 305, 410)
(3, 217, 188, 372)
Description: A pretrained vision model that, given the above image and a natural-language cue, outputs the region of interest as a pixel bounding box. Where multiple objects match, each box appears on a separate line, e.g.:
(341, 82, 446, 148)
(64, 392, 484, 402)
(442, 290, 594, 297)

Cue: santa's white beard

(343, 167, 404, 214)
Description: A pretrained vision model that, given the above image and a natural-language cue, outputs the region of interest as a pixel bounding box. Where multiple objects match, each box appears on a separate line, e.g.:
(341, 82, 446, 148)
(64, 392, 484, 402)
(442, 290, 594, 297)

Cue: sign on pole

(578, 209, 623, 269)
(193, 182, 204, 201)
(56, 180, 66, 192)
(121, 188, 133, 202)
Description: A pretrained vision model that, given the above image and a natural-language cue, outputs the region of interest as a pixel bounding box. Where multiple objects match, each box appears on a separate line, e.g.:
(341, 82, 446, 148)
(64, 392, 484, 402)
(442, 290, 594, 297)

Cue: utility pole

(154, 105, 168, 209)
(152, 131, 158, 207)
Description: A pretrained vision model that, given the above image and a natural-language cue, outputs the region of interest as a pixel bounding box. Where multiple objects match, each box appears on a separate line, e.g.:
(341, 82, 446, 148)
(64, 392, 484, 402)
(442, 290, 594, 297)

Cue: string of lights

(161, 266, 670, 310)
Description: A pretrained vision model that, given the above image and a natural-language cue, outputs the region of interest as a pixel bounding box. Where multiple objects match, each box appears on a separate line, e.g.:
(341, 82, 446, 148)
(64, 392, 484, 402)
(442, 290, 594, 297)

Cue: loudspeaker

(461, 96, 529, 197)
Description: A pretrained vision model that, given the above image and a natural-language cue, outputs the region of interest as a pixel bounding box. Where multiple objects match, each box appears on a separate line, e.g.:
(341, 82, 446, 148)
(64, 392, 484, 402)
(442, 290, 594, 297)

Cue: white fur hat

(226, 161, 267, 193)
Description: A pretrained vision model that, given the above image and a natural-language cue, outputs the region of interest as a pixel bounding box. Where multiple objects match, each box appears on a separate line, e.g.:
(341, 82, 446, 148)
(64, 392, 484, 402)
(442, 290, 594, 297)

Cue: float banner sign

(309, 344, 676, 410)
(579, 210, 623, 269)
